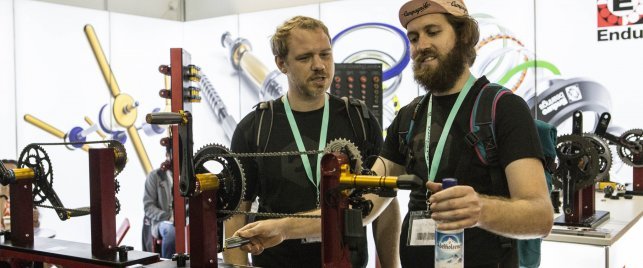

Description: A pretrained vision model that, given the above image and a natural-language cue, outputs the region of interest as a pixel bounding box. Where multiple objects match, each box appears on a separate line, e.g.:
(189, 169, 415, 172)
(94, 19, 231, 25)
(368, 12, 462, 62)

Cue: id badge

(407, 210, 435, 246)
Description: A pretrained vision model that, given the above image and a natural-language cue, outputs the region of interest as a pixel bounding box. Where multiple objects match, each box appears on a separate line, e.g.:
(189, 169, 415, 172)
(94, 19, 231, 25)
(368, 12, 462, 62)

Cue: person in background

(367, 1, 554, 267)
(0, 159, 12, 231)
(143, 166, 175, 259)
(225, 15, 400, 268)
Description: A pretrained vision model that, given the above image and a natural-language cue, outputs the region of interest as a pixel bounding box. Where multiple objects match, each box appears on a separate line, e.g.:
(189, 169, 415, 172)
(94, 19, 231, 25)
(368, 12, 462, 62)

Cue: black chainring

(17, 144, 53, 205)
(617, 129, 643, 167)
(583, 133, 612, 181)
(115, 196, 121, 214)
(193, 144, 245, 221)
(554, 134, 600, 190)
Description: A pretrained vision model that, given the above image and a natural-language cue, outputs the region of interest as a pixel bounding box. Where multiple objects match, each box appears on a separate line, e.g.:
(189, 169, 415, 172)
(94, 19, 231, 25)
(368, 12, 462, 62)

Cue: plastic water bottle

(435, 178, 464, 268)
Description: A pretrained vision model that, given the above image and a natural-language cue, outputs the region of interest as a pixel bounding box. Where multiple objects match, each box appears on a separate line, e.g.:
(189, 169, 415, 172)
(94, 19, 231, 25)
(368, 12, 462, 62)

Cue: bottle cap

(442, 178, 457, 189)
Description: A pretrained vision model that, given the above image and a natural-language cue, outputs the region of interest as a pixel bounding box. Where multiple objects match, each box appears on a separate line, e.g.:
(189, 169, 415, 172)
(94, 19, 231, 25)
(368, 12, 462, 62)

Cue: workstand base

(144, 259, 258, 267)
(553, 210, 610, 228)
(0, 237, 158, 267)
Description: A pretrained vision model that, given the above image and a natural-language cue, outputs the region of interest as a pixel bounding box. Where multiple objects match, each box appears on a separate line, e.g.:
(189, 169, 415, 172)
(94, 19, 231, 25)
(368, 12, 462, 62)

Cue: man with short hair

(225, 15, 399, 268)
(369, 1, 554, 267)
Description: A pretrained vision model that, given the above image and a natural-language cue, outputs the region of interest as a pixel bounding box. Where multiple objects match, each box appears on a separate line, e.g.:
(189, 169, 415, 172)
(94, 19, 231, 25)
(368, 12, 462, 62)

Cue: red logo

(598, 0, 643, 27)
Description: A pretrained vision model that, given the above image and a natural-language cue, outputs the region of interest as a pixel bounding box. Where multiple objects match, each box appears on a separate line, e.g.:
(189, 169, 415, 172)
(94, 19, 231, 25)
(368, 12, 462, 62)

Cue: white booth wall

(0, 0, 16, 158)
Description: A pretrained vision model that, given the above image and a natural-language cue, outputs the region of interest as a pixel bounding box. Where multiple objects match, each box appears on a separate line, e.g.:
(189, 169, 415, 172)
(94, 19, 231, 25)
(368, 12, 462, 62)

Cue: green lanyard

(425, 75, 476, 182)
(282, 94, 330, 190)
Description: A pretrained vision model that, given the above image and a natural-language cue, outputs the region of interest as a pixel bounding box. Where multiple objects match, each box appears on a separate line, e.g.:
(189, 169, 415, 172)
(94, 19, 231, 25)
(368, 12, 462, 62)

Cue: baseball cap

(398, 0, 468, 28)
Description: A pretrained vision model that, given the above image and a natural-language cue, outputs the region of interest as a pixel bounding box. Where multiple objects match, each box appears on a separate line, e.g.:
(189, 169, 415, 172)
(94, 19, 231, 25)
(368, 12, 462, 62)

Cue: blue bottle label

(435, 230, 464, 267)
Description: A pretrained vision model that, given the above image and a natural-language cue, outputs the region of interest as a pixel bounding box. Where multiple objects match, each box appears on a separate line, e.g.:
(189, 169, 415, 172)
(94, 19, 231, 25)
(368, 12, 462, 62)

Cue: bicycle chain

(31, 143, 339, 220)
(35, 203, 90, 214)
(210, 141, 361, 220)
(30, 140, 121, 147)
(212, 149, 325, 158)
(218, 140, 365, 219)
(218, 210, 321, 219)
(201, 149, 328, 220)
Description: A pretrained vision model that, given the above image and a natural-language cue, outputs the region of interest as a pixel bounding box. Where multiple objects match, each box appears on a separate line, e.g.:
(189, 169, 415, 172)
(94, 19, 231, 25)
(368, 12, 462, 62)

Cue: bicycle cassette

(193, 144, 245, 221)
(108, 140, 127, 177)
(616, 129, 643, 167)
(554, 134, 600, 190)
(324, 138, 363, 174)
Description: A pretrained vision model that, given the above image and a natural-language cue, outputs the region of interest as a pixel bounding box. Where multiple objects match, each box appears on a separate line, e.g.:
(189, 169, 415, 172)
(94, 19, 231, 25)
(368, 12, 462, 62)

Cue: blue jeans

(158, 221, 176, 259)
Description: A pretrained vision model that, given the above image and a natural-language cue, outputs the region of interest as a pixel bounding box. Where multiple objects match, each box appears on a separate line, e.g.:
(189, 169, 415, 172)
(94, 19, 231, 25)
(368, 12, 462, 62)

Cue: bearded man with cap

(369, 0, 554, 267)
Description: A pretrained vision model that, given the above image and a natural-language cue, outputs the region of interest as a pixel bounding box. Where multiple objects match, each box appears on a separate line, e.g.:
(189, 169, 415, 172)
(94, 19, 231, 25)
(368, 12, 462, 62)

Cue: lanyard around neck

(425, 75, 476, 182)
(282, 93, 330, 188)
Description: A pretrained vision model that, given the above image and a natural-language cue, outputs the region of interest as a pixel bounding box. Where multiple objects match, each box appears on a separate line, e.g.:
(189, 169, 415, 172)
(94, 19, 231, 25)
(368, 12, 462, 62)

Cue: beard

(413, 43, 468, 93)
(298, 83, 326, 98)
(301, 84, 326, 97)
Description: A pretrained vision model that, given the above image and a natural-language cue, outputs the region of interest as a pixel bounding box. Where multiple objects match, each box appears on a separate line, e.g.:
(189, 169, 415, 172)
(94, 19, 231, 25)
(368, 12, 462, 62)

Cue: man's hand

(426, 181, 482, 231)
(235, 219, 287, 255)
(223, 201, 251, 265)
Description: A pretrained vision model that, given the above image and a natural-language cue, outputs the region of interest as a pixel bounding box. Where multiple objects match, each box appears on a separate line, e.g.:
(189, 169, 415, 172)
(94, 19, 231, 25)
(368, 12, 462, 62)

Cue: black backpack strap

(467, 83, 518, 260)
(341, 97, 367, 148)
(404, 95, 429, 145)
(398, 95, 429, 174)
(465, 83, 511, 168)
(450, 83, 517, 263)
(254, 100, 274, 153)
(471, 83, 512, 197)
(342, 96, 386, 161)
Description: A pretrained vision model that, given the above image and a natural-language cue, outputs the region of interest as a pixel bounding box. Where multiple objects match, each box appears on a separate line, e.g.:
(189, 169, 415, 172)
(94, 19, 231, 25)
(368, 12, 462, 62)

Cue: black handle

(396, 174, 423, 190)
(146, 112, 183, 125)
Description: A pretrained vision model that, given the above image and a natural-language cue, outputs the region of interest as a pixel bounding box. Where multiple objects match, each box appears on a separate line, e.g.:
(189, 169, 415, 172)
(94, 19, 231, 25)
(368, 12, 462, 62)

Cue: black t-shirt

(381, 76, 544, 267)
(230, 94, 382, 268)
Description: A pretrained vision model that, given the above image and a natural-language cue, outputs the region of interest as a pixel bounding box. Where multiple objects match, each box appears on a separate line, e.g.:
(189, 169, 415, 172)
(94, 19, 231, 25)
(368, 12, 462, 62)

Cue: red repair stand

(628, 154, 643, 195)
(145, 48, 220, 268)
(321, 152, 352, 268)
(0, 148, 159, 267)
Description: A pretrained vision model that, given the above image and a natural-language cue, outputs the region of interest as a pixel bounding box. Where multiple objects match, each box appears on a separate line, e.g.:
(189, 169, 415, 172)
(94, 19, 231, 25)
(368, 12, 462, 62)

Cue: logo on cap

(450, 1, 468, 14)
(399, 0, 469, 28)
(403, 2, 431, 18)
